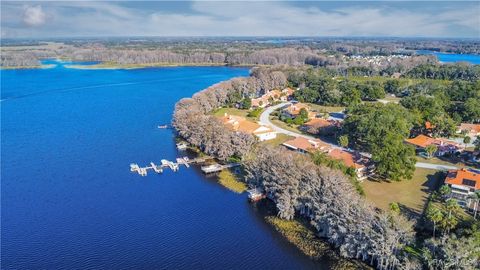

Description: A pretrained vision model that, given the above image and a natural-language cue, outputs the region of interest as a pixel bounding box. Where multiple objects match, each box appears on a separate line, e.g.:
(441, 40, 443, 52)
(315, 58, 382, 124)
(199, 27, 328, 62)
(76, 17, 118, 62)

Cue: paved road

(259, 102, 460, 171)
(415, 162, 458, 170)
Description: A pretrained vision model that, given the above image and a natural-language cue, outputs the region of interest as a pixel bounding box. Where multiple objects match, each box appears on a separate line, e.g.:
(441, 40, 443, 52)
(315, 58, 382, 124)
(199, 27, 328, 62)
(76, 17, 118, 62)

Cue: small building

(457, 123, 480, 139)
(219, 113, 277, 141)
(327, 149, 371, 180)
(282, 136, 332, 154)
(404, 134, 464, 157)
(444, 168, 480, 209)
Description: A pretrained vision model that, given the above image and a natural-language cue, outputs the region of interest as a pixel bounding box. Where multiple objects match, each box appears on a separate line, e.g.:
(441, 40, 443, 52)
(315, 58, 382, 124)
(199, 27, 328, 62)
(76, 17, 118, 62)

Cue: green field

(213, 107, 249, 118)
(307, 103, 345, 113)
(361, 168, 444, 216)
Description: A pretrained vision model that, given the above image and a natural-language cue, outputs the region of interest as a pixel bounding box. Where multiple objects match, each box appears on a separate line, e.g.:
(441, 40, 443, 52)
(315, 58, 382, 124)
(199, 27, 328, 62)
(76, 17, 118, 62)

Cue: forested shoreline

(174, 67, 416, 269)
(172, 64, 479, 269)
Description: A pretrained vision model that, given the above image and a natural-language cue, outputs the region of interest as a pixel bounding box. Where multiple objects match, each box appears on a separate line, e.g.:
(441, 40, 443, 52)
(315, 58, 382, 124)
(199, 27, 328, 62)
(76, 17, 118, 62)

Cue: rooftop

(327, 149, 365, 169)
(282, 137, 331, 153)
(445, 168, 480, 190)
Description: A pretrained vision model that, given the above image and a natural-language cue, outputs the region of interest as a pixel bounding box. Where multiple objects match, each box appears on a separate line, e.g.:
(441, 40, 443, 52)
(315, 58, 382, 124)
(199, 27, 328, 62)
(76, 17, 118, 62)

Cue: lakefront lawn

(361, 168, 445, 217)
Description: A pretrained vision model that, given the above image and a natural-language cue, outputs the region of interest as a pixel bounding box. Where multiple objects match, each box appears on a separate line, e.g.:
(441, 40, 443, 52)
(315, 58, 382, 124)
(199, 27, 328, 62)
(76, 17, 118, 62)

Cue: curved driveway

(259, 102, 459, 170)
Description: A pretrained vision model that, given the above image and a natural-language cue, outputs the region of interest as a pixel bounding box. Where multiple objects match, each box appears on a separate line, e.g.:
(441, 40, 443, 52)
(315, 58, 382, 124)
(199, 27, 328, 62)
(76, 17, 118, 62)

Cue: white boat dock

(130, 156, 214, 176)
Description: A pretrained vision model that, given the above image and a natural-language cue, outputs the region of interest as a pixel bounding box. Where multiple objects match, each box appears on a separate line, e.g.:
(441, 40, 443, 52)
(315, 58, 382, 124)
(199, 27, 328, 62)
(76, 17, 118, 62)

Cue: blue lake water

(1, 62, 328, 269)
(417, 50, 480, 64)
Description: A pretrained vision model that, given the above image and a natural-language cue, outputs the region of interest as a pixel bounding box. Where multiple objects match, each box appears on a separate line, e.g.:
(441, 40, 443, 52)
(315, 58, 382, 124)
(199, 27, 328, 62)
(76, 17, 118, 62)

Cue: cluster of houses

(281, 136, 372, 180)
(444, 168, 480, 213)
(251, 88, 295, 108)
(405, 123, 480, 161)
(280, 102, 342, 135)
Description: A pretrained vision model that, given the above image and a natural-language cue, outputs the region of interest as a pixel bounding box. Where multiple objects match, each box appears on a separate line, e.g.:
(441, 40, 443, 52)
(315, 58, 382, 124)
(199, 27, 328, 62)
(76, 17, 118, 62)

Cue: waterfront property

(219, 113, 277, 141)
(327, 149, 371, 180)
(282, 137, 371, 180)
(444, 168, 480, 210)
(405, 134, 464, 157)
(282, 136, 332, 154)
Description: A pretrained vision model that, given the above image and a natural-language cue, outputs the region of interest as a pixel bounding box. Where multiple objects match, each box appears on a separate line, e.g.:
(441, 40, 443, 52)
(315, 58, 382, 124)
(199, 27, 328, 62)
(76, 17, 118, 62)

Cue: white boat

(247, 188, 265, 202)
(176, 142, 188, 150)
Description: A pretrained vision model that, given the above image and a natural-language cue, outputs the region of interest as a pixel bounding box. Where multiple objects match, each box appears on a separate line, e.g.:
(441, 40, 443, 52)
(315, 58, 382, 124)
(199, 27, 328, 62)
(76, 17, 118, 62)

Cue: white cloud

(2, 1, 478, 38)
(23, 5, 47, 27)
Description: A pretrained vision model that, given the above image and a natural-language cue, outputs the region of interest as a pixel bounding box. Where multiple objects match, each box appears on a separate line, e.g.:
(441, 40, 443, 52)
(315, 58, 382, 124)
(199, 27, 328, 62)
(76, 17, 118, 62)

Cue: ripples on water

(1, 62, 331, 269)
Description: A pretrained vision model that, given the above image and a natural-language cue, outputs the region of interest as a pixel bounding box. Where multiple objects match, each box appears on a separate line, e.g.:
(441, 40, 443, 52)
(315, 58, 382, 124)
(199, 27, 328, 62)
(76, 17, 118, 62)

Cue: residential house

(282, 136, 371, 180)
(457, 123, 480, 139)
(282, 136, 332, 154)
(251, 89, 291, 108)
(404, 134, 464, 156)
(281, 87, 295, 99)
(444, 168, 480, 210)
(327, 149, 371, 180)
(219, 113, 277, 141)
(300, 118, 338, 135)
(282, 103, 316, 119)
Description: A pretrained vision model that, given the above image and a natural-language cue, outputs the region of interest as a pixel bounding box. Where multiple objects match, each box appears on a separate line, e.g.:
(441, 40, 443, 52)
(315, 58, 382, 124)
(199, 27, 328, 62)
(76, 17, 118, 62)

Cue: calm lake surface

(1, 62, 328, 269)
(417, 50, 480, 64)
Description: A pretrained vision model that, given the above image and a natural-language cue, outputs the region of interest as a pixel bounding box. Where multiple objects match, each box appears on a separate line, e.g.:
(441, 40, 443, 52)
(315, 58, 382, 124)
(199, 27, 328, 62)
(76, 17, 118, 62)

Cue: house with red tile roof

(300, 118, 338, 135)
(327, 149, 371, 180)
(457, 123, 480, 138)
(282, 103, 316, 120)
(251, 89, 294, 108)
(405, 134, 464, 157)
(282, 137, 332, 154)
(444, 168, 480, 210)
(219, 114, 277, 141)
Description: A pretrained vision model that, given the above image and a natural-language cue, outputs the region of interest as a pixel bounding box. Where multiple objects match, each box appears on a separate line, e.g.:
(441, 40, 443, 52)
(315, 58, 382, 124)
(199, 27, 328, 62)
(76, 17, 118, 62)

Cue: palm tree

(439, 185, 451, 201)
(426, 204, 443, 238)
(445, 198, 460, 219)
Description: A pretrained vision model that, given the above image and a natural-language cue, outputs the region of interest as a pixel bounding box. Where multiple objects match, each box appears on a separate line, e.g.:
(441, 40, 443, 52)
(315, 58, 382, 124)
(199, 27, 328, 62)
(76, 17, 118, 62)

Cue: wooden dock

(130, 156, 216, 176)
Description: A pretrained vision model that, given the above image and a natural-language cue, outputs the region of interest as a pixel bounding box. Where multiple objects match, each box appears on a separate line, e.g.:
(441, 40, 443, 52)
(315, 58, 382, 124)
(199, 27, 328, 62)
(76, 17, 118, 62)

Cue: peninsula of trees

(173, 64, 479, 269)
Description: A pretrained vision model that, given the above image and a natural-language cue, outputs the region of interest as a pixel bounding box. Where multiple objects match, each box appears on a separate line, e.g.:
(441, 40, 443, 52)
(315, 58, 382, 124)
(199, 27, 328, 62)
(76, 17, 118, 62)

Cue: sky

(1, 1, 479, 39)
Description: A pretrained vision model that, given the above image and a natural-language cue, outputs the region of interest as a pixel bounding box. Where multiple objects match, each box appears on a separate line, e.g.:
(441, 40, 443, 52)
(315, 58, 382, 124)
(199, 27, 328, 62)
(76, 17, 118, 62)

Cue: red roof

(445, 168, 480, 190)
(282, 137, 331, 153)
(327, 149, 365, 169)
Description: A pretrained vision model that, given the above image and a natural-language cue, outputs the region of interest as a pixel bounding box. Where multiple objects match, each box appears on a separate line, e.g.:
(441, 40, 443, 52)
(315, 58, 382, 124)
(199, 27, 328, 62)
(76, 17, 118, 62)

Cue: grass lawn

(212, 107, 249, 118)
(307, 103, 345, 113)
(260, 133, 295, 147)
(361, 168, 445, 217)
